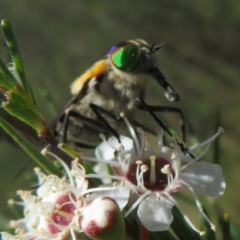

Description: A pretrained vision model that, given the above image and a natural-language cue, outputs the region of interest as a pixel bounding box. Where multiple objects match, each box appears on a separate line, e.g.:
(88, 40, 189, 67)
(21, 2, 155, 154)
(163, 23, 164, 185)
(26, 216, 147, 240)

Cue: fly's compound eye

(110, 42, 142, 72)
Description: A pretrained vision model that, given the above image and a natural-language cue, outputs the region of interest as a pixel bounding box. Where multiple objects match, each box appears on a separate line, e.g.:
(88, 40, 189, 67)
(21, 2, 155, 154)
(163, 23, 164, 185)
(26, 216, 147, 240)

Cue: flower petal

(95, 136, 135, 161)
(91, 185, 130, 210)
(182, 161, 226, 197)
(0, 232, 17, 240)
(138, 195, 174, 231)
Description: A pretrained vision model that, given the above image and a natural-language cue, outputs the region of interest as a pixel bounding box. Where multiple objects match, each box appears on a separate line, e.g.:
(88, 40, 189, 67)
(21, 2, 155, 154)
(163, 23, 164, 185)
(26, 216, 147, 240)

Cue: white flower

(94, 117, 226, 235)
(3, 158, 89, 240)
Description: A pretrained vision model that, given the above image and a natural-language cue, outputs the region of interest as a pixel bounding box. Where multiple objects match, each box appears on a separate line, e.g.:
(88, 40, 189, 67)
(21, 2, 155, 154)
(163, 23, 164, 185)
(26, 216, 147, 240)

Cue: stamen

(122, 114, 141, 155)
(189, 129, 224, 152)
(181, 180, 216, 230)
(54, 209, 74, 220)
(82, 156, 121, 167)
(124, 190, 151, 217)
(181, 142, 211, 171)
(82, 186, 118, 195)
(46, 151, 75, 187)
(82, 173, 123, 181)
(70, 227, 77, 240)
(122, 153, 131, 171)
(165, 193, 205, 235)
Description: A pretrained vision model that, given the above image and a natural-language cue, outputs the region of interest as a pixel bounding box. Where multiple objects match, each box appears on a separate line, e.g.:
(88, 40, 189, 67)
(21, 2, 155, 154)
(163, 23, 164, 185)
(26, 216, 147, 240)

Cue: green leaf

(229, 221, 240, 240)
(0, 117, 62, 176)
(58, 143, 80, 158)
(0, 72, 18, 92)
(150, 231, 177, 240)
(3, 91, 46, 132)
(1, 20, 35, 105)
(219, 213, 231, 240)
(0, 58, 22, 88)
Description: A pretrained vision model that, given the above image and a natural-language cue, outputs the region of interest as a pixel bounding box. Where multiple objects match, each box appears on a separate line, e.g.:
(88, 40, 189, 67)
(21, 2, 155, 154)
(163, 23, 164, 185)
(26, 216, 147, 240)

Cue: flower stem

(139, 224, 149, 240)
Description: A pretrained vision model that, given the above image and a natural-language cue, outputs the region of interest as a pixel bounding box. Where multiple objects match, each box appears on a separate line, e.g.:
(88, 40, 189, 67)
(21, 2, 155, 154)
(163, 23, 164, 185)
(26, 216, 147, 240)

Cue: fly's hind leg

(54, 105, 123, 150)
(89, 103, 122, 144)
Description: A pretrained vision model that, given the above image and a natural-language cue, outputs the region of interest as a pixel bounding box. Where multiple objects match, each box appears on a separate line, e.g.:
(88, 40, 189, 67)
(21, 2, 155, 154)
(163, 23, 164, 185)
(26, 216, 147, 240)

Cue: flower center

(126, 156, 175, 192)
(48, 194, 76, 233)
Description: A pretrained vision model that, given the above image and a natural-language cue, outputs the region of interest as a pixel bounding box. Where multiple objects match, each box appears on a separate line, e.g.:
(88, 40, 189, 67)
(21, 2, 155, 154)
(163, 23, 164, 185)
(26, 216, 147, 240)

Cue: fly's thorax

(73, 68, 148, 118)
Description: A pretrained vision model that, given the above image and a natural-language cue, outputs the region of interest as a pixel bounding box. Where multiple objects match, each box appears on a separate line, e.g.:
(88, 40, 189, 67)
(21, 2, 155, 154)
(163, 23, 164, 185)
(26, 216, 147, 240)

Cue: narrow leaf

(0, 72, 21, 91)
(150, 231, 176, 240)
(219, 213, 231, 240)
(0, 58, 20, 87)
(3, 91, 46, 132)
(0, 117, 62, 176)
(1, 20, 35, 105)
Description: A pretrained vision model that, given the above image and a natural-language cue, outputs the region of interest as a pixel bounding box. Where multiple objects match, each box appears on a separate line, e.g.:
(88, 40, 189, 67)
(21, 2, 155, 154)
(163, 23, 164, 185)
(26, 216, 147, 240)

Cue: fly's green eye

(110, 42, 141, 72)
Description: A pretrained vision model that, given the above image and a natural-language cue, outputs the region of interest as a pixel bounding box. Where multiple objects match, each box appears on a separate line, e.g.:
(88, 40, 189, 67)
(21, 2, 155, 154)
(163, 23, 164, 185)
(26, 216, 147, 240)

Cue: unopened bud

(80, 197, 125, 240)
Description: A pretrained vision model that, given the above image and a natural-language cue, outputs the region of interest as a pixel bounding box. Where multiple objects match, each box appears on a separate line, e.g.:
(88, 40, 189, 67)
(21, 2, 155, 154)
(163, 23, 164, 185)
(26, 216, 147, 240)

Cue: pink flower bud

(81, 197, 125, 240)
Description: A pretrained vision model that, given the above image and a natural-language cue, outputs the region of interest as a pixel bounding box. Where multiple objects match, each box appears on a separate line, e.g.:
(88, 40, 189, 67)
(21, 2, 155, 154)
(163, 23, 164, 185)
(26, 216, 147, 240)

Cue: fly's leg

(54, 104, 123, 150)
(56, 110, 111, 148)
(137, 96, 186, 143)
(89, 103, 122, 145)
(137, 97, 194, 158)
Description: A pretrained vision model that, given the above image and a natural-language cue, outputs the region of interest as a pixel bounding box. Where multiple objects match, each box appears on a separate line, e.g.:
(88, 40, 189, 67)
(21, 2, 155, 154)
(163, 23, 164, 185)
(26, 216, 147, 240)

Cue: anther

(218, 127, 225, 133)
(141, 165, 148, 172)
(211, 225, 216, 231)
(125, 153, 132, 160)
(41, 148, 48, 155)
(136, 160, 143, 165)
(99, 133, 106, 140)
(8, 199, 15, 204)
(161, 164, 170, 174)
(34, 167, 41, 174)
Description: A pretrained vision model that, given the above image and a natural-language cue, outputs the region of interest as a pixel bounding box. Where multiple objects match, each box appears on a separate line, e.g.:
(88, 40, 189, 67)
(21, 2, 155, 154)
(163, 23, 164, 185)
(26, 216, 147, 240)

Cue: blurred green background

(0, 0, 239, 235)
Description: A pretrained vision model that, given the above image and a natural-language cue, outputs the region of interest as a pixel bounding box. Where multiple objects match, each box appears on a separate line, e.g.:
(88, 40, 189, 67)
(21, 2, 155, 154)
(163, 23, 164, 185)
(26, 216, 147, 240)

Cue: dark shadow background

(0, 0, 239, 231)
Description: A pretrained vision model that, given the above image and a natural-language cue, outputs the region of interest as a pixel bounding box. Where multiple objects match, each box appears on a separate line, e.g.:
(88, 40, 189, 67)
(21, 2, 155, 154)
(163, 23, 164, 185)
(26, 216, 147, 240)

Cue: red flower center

(126, 156, 175, 192)
(48, 194, 76, 234)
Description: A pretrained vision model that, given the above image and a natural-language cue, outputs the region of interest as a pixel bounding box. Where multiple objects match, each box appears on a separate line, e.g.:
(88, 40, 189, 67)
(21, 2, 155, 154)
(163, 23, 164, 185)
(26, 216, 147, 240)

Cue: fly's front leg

(136, 97, 186, 143)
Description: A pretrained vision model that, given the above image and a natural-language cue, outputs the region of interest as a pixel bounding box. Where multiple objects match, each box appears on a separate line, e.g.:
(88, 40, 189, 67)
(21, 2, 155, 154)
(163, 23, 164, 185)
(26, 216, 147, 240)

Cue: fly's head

(109, 39, 179, 102)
